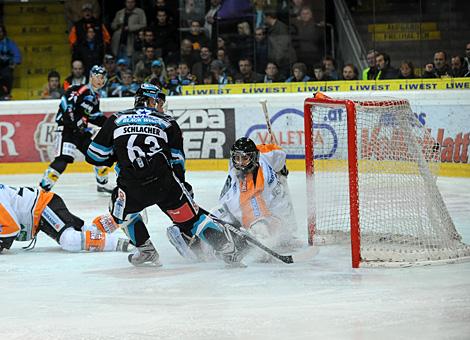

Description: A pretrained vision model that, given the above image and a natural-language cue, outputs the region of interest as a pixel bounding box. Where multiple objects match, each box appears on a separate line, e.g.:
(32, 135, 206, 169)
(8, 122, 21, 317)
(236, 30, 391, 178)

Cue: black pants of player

(110, 171, 200, 247)
(49, 127, 93, 173)
(39, 194, 84, 243)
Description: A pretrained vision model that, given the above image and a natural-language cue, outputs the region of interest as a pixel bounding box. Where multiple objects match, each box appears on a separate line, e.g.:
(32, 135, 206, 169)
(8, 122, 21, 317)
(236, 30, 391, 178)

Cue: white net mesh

(305, 97, 470, 266)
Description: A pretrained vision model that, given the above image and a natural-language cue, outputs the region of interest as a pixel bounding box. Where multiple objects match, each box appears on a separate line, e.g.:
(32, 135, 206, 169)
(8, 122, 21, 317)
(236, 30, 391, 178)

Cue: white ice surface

(0, 171, 469, 340)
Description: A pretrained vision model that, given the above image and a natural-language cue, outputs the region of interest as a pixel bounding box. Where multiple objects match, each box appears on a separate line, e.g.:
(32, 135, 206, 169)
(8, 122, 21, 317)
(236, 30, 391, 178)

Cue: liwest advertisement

(0, 91, 469, 171)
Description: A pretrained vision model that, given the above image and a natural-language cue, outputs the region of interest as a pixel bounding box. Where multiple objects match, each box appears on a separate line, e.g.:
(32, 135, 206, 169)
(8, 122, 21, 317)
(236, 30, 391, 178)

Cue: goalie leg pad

(166, 225, 198, 261)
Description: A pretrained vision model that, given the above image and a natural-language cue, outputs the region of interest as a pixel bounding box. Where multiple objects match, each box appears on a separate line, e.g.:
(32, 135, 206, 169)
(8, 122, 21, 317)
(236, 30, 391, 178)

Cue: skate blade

(128, 254, 162, 267)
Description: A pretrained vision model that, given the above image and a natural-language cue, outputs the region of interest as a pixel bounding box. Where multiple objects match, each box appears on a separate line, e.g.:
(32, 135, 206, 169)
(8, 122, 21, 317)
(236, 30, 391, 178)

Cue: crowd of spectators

(1, 0, 469, 100)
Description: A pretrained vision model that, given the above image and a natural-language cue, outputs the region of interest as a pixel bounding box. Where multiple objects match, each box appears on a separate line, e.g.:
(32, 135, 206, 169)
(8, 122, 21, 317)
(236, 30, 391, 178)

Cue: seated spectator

(362, 49, 379, 80)
(322, 56, 339, 80)
(72, 26, 106, 74)
(111, 0, 147, 61)
(312, 64, 331, 81)
(63, 60, 87, 90)
(68, 3, 110, 49)
(263, 61, 284, 83)
(216, 47, 236, 76)
(376, 52, 399, 79)
(41, 71, 64, 99)
(177, 61, 197, 87)
(134, 46, 157, 82)
(236, 58, 263, 83)
(233, 73, 245, 84)
(341, 63, 359, 80)
(132, 28, 157, 69)
(0, 24, 21, 99)
(450, 56, 466, 77)
(183, 20, 209, 51)
(208, 59, 232, 84)
(145, 59, 166, 87)
(102, 54, 120, 97)
(163, 63, 180, 95)
(192, 46, 213, 84)
(109, 70, 139, 97)
(286, 62, 311, 82)
(133, 28, 145, 52)
(398, 60, 416, 79)
(167, 38, 200, 69)
(422, 51, 451, 78)
(464, 42, 470, 76)
(116, 58, 130, 80)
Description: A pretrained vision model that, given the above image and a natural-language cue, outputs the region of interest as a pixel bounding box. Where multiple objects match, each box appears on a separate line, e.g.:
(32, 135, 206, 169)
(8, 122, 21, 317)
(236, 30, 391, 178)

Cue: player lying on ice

(85, 83, 248, 267)
(167, 137, 300, 262)
(0, 184, 132, 253)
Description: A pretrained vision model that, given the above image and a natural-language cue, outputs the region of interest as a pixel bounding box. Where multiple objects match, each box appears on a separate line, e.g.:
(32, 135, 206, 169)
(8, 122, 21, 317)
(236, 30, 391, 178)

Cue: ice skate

(116, 238, 134, 252)
(128, 239, 161, 267)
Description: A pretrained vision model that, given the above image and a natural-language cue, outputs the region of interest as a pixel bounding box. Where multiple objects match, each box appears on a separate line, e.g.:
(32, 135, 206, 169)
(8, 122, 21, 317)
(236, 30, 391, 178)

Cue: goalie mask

(231, 137, 259, 173)
(134, 83, 166, 109)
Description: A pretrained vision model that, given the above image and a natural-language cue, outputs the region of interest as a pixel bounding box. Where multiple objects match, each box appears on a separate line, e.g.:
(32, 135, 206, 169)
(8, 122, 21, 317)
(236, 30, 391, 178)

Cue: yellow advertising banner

(181, 78, 470, 96)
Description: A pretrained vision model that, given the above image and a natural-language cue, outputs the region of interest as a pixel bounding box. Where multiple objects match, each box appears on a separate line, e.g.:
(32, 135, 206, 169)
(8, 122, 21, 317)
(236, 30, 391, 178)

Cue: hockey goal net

(304, 94, 470, 268)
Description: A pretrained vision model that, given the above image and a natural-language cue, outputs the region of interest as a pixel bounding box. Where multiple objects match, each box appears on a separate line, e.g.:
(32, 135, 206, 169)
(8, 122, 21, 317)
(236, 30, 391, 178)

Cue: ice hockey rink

(1, 170, 469, 340)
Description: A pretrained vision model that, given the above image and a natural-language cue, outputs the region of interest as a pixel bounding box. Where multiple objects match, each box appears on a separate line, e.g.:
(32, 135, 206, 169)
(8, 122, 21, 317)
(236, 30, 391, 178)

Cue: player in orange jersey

(0, 183, 131, 253)
(167, 137, 299, 261)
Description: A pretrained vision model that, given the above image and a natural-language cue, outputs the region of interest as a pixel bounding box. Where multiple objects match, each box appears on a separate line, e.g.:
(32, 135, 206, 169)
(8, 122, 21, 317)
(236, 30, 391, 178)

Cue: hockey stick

(212, 216, 294, 264)
(259, 99, 278, 144)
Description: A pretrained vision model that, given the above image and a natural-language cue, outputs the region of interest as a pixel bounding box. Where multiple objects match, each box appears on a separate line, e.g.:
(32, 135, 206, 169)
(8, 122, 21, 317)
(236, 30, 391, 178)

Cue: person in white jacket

(217, 137, 298, 249)
(167, 137, 298, 261)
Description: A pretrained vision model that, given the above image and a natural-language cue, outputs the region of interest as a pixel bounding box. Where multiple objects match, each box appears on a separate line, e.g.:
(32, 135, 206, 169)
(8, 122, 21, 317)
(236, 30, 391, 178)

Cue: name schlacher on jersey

(114, 125, 168, 142)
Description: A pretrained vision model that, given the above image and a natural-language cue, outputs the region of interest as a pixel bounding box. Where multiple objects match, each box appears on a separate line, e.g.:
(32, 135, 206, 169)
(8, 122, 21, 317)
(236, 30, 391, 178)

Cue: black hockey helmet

(134, 83, 166, 108)
(230, 137, 259, 173)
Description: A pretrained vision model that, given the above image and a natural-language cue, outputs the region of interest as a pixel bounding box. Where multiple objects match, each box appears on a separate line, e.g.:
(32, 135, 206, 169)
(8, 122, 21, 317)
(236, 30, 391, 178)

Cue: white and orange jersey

(0, 184, 54, 241)
(219, 144, 290, 229)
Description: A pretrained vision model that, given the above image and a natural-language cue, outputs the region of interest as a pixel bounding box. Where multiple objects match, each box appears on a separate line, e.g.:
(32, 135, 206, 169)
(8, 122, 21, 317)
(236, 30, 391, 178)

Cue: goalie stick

(211, 216, 294, 264)
(259, 99, 278, 145)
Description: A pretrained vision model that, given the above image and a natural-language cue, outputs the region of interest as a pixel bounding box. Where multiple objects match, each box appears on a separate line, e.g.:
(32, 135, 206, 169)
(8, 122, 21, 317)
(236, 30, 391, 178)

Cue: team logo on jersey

(115, 114, 170, 129)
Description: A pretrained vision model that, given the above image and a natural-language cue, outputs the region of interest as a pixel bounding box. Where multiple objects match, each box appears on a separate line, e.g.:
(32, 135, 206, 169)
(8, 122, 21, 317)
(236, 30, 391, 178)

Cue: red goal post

(304, 93, 470, 268)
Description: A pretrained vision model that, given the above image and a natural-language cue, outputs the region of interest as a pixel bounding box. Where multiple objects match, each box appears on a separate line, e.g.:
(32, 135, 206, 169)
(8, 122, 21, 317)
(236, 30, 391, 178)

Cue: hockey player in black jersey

(85, 83, 246, 267)
(39, 65, 113, 193)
